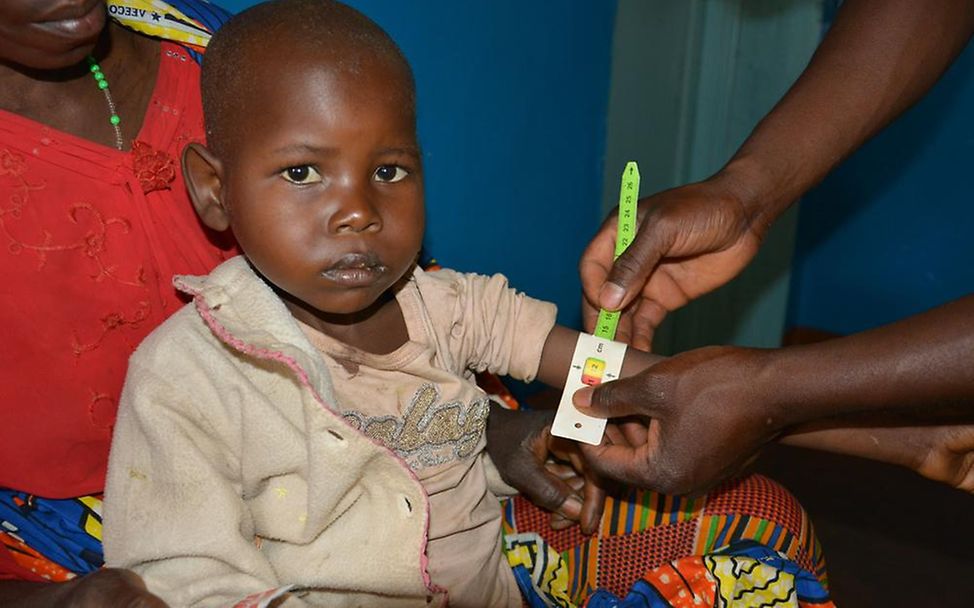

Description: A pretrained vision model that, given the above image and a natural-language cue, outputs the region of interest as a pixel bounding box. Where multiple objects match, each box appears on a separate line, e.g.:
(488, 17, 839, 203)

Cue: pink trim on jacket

(190, 295, 445, 600)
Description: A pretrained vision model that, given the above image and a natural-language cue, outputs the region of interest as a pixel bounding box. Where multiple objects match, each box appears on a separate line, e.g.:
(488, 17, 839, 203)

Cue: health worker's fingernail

(600, 283, 626, 310)
(573, 387, 593, 408)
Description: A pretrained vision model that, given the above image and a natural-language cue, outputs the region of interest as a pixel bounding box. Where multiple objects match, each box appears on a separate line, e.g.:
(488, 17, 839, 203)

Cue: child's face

(219, 54, 424, 318)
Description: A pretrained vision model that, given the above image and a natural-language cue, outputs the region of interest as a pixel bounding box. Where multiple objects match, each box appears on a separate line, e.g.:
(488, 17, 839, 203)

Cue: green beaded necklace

(86, 56, 123, 150)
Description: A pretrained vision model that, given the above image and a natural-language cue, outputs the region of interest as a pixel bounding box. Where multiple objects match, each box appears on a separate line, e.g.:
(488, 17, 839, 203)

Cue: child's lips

(321, 253, 387, 287)
(321, 267, 385, 286)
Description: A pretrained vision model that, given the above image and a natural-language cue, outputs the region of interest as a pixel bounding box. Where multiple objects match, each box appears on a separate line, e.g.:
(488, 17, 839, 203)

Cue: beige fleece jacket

(103, 256, 556, 607)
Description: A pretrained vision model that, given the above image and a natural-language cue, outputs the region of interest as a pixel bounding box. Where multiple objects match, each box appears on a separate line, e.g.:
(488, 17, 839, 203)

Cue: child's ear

(182, 142, 230, 232)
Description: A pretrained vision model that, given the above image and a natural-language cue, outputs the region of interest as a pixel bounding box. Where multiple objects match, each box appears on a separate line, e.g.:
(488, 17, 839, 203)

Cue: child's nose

(328, 186, 381, 234)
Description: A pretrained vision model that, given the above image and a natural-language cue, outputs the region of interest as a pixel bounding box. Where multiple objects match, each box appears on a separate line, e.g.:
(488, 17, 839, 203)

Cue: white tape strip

(550, 333, 627, 445)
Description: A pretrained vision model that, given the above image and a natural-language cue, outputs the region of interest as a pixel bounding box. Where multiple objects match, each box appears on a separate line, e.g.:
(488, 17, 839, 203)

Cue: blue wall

(787, 32, 974, 335)
(219, 1, 617, 327)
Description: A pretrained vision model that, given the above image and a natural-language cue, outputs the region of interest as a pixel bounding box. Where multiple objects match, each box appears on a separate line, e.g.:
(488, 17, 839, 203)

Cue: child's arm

(441, 270, 661, 529)
(535, 325, 662, 389)
(483, 325, 661, 533)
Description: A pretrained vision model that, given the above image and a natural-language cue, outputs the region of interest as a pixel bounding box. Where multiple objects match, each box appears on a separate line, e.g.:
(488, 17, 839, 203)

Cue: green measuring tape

(593, 161, 640, 340)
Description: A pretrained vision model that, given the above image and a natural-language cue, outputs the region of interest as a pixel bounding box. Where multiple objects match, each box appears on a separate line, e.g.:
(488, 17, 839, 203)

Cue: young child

(102, 1, 657, 606)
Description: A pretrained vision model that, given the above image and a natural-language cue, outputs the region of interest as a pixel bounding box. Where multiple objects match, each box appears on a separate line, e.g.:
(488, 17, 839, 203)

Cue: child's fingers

(604, 423, 632, 447)
(543, 461, 579, 481)
(619, 419, 649, 446)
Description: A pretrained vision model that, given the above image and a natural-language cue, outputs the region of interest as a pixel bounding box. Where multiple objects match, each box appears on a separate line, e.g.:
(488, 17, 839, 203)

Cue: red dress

(0, 42, 233, 500)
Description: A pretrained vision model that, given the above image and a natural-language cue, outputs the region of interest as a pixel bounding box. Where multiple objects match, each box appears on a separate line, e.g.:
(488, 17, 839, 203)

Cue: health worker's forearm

(721, 0, 974, 229)
(760, 295, 974, 428)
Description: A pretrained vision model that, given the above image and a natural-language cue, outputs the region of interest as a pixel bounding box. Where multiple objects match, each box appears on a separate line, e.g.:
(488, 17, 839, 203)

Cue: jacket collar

(173, 255, 339, 411)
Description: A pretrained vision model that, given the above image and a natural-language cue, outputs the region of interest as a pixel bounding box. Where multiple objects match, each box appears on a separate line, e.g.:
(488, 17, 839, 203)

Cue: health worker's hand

(908, 424, 974, 492)
(580, 176, 765, 351)
(574, 346, 781, 496)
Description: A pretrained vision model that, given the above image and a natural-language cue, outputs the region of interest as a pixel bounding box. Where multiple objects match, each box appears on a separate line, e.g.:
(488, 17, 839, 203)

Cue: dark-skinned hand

(784, 418, 974, 494)
(5, 568, 169, 608)
(485, 402, 613, 534)
(913, 424, 974, 493)
(580, 176, 765, 350)
(573, 346, 779, 496)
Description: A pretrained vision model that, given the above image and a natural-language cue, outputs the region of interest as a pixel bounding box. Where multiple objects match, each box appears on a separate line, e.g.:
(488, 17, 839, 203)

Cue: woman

(0, 1, 231, 604)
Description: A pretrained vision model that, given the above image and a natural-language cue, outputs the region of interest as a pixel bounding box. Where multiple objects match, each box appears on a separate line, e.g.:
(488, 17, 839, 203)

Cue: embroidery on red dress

(71, 301, 151, 358)
(2, 147, 152, 362)
(1, 148, 45, 227)
(131, 140, 176, 194)
(87, 391, 118, 429)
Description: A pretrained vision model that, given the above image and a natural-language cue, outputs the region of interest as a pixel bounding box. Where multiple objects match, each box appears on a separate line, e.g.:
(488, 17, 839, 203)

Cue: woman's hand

(580, 175, 765, 350)
(0, 568, 168, 608)
(63, 569, 167, 608)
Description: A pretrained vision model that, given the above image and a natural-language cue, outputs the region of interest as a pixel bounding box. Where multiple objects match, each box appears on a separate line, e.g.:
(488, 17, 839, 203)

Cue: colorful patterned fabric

(0, 491, 103, 582)
(108, 0, 230, 63)
(3, 478, 833, 607)
(502, 476, 833, 608)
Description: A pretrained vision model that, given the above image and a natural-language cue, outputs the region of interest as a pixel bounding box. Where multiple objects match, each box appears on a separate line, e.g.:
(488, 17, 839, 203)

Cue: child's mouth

(321, 253, 387, 286)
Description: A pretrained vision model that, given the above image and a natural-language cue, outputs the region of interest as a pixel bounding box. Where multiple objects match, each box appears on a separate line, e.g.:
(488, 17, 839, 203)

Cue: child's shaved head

(201, 0, 415, 157)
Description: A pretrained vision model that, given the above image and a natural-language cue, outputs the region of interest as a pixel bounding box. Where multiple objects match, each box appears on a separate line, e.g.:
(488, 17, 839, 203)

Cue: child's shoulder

(128, 299, 218, 373)
(129, 257, 257, 370)
(413, 264, 530, 302)
(412, 264, 506, 293)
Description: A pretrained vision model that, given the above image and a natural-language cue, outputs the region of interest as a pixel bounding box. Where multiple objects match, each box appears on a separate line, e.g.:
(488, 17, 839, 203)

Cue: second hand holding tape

(551, 162, 640, 445)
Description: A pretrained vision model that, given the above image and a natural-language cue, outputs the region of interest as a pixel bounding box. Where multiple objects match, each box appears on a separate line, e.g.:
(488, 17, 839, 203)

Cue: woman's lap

(502, 473, 834, 607)
(0, 475, 835, 607)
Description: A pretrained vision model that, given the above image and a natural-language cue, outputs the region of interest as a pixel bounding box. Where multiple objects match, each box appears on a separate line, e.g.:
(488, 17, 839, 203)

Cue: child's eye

(373, 165, 408, 183)
(281, 165, 322, 184)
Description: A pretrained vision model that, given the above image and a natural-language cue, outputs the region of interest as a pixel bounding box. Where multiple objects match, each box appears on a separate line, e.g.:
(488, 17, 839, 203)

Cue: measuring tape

(593, 160, 640, 339)
(551, 161, 639, 444)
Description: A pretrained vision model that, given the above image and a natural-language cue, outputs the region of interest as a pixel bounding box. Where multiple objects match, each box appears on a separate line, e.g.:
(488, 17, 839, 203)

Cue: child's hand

(540, 459, 588, 531)
(543, 423, 636, 531)
(485, 402, 612, 534)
